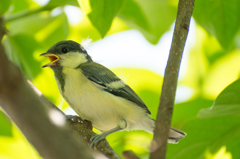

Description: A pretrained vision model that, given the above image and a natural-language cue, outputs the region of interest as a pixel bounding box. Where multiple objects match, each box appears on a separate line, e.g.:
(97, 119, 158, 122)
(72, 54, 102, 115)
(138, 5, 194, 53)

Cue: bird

(40, 40, 186, 147)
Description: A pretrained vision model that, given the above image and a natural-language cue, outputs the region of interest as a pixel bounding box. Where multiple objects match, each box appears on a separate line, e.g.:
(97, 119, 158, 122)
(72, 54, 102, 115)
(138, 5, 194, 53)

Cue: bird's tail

(168, 127, 186, 143)
(139, 117, 186, 143)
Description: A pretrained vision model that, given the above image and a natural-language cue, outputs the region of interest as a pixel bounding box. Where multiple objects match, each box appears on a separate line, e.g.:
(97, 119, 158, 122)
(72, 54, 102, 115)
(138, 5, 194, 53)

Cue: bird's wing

(79, 62, 151, 114)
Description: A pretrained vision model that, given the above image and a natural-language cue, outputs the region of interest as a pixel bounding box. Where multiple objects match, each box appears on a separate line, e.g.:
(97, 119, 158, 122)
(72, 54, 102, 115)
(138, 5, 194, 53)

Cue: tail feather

(134, 117, 186, 143)
(168, 127, 186, 144)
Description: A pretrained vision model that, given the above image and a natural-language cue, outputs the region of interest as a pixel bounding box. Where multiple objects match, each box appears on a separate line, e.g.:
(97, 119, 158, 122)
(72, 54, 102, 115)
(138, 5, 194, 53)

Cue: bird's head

(40, 40, 92, 68)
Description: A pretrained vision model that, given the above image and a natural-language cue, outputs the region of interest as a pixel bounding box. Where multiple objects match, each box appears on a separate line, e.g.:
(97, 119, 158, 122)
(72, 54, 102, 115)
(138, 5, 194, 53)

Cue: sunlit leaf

(0, 111, 12, 137)
(199, 78, 240, 118)
(119, 0, 150, 32)
(0, 0, 11, 15)
(47, 0, 79, 7)
(10, 0, 38, 13)
(205, 146, 232, 159)
(181, 26, 209, 91)
(8, 12, 59, 36)
(87, 0, 124, 37)
(0, 122, 41, 159)
(202, 34, 225, 65)
(35, 12, 70, 46)
(202, 50, 240, 98)
(67, 14, 128, 42)
(193, 0, 240, 49)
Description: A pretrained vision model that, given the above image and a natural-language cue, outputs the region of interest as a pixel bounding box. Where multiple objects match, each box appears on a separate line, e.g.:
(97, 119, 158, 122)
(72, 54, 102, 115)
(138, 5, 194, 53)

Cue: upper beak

(40, 52, 60, 68)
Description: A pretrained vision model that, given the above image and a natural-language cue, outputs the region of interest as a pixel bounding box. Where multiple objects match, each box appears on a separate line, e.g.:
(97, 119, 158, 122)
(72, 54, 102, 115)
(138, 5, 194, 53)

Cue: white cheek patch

(59, 52, 88, 68)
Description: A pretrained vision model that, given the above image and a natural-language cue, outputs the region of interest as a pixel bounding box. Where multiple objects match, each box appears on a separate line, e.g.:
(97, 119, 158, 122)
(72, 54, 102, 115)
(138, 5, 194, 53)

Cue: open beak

(40, 53, 60, 68)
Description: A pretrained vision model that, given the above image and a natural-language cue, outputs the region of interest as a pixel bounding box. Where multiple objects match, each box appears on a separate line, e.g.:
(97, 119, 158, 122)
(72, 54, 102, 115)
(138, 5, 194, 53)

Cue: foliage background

(0, 0, 240, 158)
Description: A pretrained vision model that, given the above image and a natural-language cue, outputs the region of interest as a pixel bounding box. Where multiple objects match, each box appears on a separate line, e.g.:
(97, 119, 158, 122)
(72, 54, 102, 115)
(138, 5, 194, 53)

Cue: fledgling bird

(40, 40, 186, 147)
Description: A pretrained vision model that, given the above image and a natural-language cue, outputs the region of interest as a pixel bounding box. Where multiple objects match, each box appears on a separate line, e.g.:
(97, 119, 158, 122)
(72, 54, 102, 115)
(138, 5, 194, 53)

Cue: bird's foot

(65, 115, 83, 123)
(89, 134, 107, 148)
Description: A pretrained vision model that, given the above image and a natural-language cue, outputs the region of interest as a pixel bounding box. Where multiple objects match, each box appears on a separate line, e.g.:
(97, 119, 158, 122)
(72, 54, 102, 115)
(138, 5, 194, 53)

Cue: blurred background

(0, 0, 240, 158)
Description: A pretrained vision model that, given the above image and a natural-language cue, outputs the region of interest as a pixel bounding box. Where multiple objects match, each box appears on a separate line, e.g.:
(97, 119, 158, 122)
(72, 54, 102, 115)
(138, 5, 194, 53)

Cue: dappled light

(0, 0, 240, 158)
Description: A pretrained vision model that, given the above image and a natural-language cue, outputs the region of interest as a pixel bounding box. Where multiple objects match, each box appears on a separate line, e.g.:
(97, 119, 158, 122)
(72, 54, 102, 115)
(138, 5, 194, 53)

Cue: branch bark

(0, 18, 120, 159)
(30, 80, 121, 159)
(0, 20, 93, 159)
(150, 0, 195, 158)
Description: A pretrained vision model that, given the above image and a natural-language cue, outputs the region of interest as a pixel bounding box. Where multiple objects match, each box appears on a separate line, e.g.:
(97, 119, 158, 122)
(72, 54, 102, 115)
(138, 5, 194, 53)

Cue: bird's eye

(61, 47, 69, 53)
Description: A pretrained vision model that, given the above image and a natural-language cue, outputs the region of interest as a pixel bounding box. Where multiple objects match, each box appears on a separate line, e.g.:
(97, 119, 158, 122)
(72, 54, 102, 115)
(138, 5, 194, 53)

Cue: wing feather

(79, 62, 151, 114)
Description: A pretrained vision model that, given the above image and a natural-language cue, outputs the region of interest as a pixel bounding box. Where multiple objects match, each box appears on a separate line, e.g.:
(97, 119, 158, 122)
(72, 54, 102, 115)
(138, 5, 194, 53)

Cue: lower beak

(40, 53, 60, 68)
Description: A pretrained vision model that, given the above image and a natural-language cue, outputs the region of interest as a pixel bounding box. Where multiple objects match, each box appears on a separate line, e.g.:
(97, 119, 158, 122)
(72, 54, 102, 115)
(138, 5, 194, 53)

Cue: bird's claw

(65, 115, 83, 123)
(89, 134, 106, 148)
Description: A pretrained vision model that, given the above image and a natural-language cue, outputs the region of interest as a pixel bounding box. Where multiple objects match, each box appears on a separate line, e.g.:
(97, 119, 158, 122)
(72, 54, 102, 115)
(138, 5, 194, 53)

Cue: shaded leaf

(167, 98, 239, 159)
(0, 111, 12, 136)
(172, 98, 214, 124)
(193, 0, 240, 49)
(199, 78, 240, 118)
(168, 116, 240, 159)
(119, 0, 150, 32)
(0, 0, 11, 15)
(87, 0, 124, 37)
(127, 0, 176, 44)
(3, 34, 41, 80)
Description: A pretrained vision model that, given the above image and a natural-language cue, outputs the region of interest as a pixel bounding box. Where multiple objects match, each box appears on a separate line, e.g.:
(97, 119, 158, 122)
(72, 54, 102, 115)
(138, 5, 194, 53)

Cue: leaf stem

(4, 6, 52, 22)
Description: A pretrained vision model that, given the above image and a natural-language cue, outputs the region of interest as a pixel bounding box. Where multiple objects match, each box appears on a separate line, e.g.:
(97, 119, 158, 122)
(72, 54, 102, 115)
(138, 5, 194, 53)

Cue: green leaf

(193, 0, 240, 49)
(3, 34, 41, 80)
(125, 0, 176, 44)
(8, 12, 60, 35)
(4, 12, 69, 78)
(46, 0, 79, 7)
(10, 0, 35, 13)
(0, 0, 11, 15)
(167, 98, 240, 159)
(87, 0, 124, 37)
(119, 0, 150, 32)
(37, 13, 70, 47)
(198, 78, 240, 118)
(0, 111, 12, 136)
(168, 116, 240, 159)
(172, 98, 214, 124)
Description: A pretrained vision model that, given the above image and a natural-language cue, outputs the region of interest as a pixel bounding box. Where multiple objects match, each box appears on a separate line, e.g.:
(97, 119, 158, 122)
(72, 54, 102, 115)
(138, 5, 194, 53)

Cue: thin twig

(150, 0, 195, 158)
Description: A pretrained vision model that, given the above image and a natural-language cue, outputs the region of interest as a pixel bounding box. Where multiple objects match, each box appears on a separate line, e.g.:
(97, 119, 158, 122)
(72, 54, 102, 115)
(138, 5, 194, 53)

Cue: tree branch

(0, 22, 93, 159)
(28, 81, 121, 159)
(0, 18, 121, 159)
(1, 15, 120, 158)
(150, 0, 195, 158)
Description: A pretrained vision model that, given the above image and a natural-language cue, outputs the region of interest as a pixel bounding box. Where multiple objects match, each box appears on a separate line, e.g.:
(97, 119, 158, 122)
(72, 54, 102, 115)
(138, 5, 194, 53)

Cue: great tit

(40, 40, 186, 147)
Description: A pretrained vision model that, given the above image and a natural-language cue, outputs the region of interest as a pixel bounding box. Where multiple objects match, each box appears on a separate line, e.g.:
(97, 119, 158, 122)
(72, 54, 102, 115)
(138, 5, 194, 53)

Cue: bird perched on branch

(41, 40, 186, 147)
